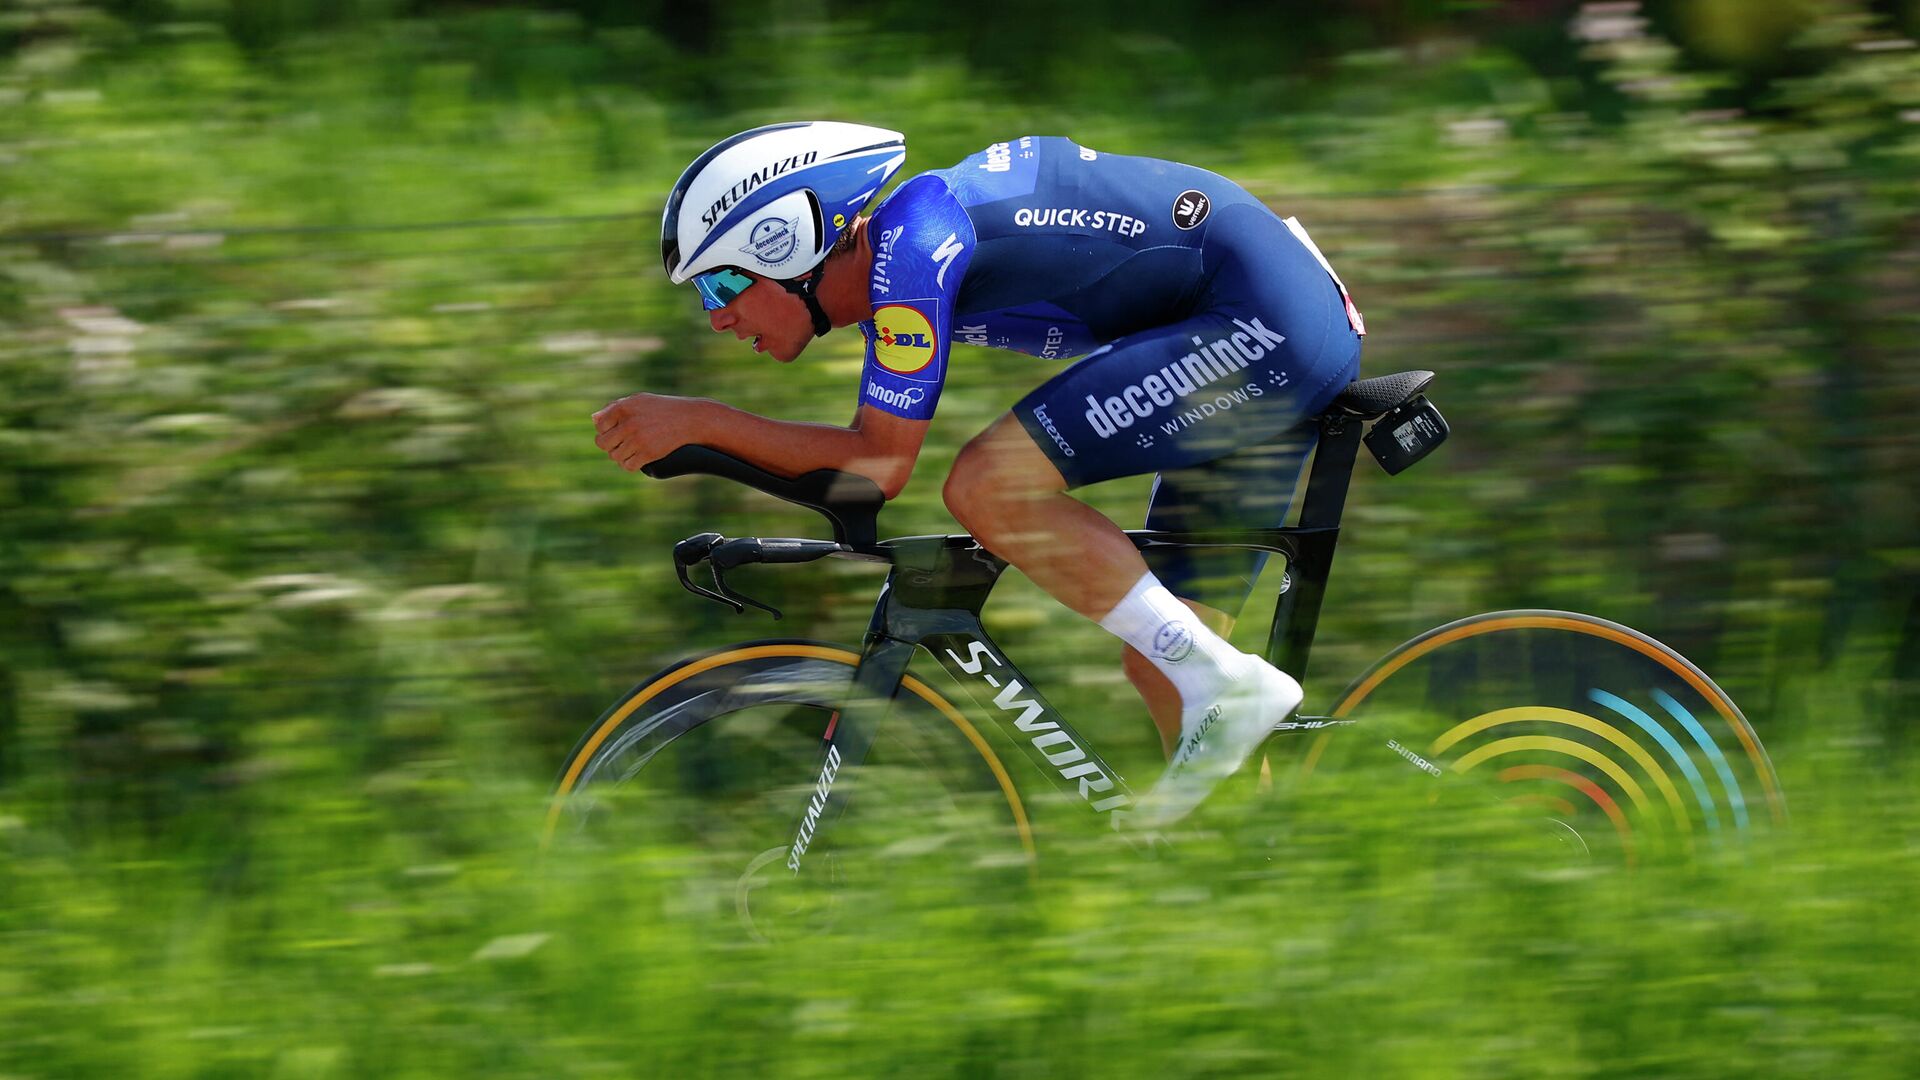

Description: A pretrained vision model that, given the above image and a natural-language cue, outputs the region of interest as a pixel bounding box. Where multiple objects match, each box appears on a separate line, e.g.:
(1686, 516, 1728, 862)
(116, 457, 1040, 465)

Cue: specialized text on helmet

(701, 151, 820, 230)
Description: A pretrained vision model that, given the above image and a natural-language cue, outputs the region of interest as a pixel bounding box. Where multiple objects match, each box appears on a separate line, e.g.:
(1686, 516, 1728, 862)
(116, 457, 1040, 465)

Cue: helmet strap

(775, 270, 833, 339)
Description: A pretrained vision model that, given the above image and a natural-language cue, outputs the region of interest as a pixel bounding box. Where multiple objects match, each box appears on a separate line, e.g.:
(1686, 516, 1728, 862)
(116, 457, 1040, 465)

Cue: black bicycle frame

(780, 416, 1368, 878)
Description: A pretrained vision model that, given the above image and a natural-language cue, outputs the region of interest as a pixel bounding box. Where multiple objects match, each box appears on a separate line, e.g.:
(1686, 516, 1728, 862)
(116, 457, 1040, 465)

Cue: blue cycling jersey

(854, 135, 1365, 614)
(857, 135, 1349, 422)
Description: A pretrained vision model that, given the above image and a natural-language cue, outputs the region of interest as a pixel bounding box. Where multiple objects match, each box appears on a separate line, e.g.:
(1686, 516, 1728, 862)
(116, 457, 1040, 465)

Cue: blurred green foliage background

(2, 0, 1917, 1075)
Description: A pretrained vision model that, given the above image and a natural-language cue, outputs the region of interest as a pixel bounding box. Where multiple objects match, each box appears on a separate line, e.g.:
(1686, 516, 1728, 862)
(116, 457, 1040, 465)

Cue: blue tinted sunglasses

(692, 267, 756, 311)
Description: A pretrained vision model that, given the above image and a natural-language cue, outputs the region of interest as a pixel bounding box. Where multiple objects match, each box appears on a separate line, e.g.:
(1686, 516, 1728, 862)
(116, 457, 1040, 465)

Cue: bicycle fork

(782, 634, 918, 877)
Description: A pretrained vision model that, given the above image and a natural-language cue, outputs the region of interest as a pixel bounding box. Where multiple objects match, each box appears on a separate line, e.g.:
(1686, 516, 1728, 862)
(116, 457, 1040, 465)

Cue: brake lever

(709, 538, 783, 620)
(672, 532, 742, 613)
(711, 574, 783, 620)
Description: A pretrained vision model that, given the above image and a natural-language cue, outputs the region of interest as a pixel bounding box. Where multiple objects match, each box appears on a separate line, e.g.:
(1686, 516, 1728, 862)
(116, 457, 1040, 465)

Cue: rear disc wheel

(1271, 611, 1786, 868)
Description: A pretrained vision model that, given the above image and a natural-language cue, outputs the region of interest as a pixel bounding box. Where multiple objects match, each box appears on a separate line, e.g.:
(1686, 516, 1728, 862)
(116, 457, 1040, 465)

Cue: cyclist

(596, 122, 1365, 828)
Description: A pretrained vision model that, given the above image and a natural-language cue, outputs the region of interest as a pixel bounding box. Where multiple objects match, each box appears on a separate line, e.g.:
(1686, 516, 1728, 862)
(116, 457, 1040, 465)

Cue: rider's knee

(941, 448, 980, 525)
(943, 437, 1001, 524)
(946, 420, 1066, 531)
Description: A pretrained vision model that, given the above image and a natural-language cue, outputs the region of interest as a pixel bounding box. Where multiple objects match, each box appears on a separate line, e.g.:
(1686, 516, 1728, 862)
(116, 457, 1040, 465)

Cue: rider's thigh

(1007, 202, 1363, 616)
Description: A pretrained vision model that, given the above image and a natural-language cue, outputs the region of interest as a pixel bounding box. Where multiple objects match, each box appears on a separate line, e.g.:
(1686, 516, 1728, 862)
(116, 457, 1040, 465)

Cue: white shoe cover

(1129, 660, 1302, 831)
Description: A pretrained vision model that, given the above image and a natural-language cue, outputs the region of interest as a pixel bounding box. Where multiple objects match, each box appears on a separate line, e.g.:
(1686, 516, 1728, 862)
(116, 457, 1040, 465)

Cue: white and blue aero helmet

(661, 121, 907, 287)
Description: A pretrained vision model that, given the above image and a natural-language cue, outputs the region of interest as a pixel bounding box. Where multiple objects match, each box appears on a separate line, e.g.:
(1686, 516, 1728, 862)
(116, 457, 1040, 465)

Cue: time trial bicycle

(546, 370, 1786, 939)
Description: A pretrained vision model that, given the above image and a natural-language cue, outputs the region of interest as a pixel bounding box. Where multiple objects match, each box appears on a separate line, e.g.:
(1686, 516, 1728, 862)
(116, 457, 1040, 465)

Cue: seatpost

(1265, 417, 1363, 679)
(1297, 417, 1363, 530)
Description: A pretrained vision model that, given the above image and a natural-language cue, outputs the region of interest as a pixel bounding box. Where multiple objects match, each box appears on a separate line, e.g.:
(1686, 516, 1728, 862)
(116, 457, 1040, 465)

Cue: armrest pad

(641, 446, 885, 548)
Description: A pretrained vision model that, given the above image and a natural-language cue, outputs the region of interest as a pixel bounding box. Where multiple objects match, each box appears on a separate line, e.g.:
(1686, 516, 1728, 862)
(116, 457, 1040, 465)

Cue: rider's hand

(592, 392, 702, 472)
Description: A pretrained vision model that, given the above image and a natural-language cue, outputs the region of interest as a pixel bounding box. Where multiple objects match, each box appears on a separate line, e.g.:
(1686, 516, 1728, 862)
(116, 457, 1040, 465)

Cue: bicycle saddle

(1328, 370, 1435, 420)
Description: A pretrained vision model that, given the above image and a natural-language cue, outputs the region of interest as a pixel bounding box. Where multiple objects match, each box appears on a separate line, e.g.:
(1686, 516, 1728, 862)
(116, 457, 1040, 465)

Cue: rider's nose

(709, 308, 734, 332)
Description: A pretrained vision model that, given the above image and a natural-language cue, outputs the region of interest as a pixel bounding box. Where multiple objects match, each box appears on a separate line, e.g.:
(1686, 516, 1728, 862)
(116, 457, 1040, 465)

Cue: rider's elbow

(870, 463, 913, 501)
(840, 452, 912, 500)
(849, 408, 925, 502)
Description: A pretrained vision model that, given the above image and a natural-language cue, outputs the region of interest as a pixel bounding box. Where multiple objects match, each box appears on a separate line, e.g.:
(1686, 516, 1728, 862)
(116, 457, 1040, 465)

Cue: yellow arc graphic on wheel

(1450, 735, 1667, 848)
(1433, 706, 1693, 843)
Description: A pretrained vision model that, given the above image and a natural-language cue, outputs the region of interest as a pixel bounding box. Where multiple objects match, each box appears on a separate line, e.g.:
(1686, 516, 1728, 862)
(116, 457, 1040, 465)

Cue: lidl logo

(873, 304, 936, 375)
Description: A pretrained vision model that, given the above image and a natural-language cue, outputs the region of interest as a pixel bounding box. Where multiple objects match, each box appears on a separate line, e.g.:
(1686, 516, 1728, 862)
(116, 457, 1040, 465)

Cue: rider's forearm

(676, 399, 911, 496)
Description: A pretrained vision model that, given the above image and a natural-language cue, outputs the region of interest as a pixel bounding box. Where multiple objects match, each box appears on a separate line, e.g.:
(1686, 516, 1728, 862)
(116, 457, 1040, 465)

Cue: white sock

(1098, 572, 1254, 726)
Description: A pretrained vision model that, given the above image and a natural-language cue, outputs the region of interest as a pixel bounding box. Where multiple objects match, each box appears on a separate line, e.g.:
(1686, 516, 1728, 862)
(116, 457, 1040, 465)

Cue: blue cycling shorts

(1012, 204, 1361, 616)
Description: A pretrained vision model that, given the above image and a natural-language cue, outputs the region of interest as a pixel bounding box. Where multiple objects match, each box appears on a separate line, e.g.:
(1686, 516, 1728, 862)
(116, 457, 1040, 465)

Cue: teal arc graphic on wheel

(1589, 687, 1742, 836)
(1298, 610, 1787, 867)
